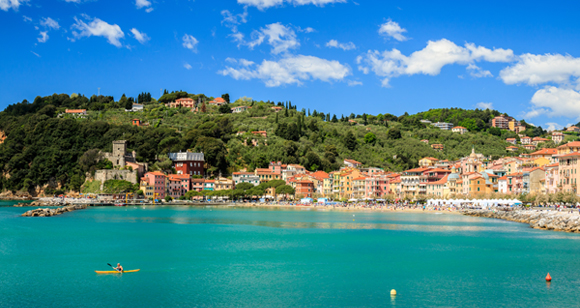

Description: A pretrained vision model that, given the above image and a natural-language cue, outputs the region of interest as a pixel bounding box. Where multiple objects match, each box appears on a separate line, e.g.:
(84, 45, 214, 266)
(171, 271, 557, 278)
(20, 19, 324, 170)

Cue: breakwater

(461, 209, 580, 233)
(21, 204, 88, 217)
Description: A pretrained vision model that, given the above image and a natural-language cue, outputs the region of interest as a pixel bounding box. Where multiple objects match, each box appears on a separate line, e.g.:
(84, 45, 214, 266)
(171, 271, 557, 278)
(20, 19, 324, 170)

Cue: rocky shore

(461, 209, 580, 233)
(21, 204, 88, 217)
(15, 200, 67, 207)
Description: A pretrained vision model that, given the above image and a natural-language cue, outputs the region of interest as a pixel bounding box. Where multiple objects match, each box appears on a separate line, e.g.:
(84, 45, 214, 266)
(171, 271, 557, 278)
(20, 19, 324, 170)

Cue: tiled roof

(531, 148, 557, 156)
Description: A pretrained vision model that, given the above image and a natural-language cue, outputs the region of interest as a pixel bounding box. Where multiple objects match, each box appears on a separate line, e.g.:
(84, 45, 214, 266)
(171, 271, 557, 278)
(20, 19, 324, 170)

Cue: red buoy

(546, 273, 552, 282)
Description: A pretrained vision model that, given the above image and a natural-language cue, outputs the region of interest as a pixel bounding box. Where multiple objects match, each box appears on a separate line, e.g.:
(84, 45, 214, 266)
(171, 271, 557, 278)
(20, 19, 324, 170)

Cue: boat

(95, 269, 140, 274)
(114, 203, 126, 207)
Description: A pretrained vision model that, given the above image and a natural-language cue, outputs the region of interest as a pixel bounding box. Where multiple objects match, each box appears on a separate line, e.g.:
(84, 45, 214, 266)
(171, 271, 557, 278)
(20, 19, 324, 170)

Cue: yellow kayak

(95, 269, 140, 274)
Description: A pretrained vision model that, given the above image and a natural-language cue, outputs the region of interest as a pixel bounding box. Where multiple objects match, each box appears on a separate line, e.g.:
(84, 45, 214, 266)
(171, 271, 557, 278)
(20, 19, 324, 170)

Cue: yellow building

(419, 157, 439, 167)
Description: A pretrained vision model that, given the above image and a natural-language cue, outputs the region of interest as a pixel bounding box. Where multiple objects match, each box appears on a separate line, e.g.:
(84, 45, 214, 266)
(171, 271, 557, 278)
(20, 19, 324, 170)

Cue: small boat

(114, 203, 126, 207)
(95, 269, 140, 274)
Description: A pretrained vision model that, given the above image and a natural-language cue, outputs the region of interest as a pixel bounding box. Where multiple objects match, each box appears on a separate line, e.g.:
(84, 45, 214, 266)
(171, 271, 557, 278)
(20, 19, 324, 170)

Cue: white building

(452, 126, 468, 134)
(432, 122, 454, 130)
(232, 172, 260, 186)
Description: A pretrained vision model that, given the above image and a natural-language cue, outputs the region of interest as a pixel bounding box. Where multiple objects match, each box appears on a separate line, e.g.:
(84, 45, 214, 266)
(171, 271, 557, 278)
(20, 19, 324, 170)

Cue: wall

(94, 170, 138, 190)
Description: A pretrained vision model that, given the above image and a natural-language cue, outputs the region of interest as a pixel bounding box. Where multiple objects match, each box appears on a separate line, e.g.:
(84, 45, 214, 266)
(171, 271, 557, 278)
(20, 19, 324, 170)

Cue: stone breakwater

(461, 209, 580, 233)
(21, 204, 88, 217)
(15, 200, 67, 207)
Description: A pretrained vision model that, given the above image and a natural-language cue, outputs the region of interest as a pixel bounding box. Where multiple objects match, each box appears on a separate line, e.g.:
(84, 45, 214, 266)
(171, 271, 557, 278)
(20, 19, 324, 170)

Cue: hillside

(0, 92, 550, 195)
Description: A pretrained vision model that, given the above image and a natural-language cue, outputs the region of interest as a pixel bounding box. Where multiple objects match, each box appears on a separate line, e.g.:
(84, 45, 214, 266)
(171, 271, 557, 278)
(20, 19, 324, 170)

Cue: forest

(0, 92, 551, 195)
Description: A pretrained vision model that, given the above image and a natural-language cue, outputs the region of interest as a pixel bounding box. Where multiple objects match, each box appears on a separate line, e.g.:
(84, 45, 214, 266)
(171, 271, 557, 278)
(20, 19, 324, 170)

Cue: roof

(344, 159, 362, 165)
(429, 174, 449, 185)
(532, 137, 549, 141)
(233, 172, 254, 175)
(452, 126, 467, 129)
(205, 180, 215, 183)
(421, 157, 439, 161)
(486, 173, 499, 178)
(147, 171, 165, 176)
(559, 152, 580, 157)
(531, 148, 557, 156)
(521, 136, 531, 139)
(297, 180, 313, 184)
(506, 172, 523, 177)
(558, 141, 580, 148)
(506, 146, 519, 149)
(546, 163, 559, 167)
(424, 168, 452, 173)
(506, 138, 516, 141)
(213, 97, 226, 103)
(404, 167, 431, 173)
(498, 176, 508, 180)
(311, 171, 329, 179)
(65, 109, 86, 113)
(168, 152, 205, 162)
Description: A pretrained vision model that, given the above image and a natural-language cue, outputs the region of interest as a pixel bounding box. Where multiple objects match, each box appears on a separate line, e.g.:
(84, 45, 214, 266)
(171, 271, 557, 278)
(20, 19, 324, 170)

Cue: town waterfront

(2, 201, 580, 307)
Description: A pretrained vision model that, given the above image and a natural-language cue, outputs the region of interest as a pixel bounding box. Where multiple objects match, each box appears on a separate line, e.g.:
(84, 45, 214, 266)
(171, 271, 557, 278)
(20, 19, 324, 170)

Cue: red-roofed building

(532, 137, 549, 146)
(271, 106, 283, 112)
(426, 174, 449, 197)
(208, 97, 227, 106)
(296, 180, 314, 198)
(521, 136, 532, 145)
(557, 141, 580, 155)
(558, 152, 580, 194)
(65, 109, 87, 115)
(431, 144, 444, 151)
(452, 126, 468, 134)
(344, 159, 362, 168)
(140, 171, 166, 199)
(167, 174, 191, 198)
(552, 131, 564, 144)
(506, 138, 517, 145)
(166, 97, 195, 108)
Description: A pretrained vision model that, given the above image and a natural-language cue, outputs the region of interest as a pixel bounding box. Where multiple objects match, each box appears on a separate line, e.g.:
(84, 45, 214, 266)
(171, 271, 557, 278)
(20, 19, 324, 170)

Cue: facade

(214, 178, 234, 191)
(557, 141, 580, 155)
(452, 126, 468, 134)
(233, 172, 260, 186)
(296, 180, 314, 198)
(168, 152, 205, 176)
(208, 97, 227, 106)
(558, 152, 580, 194)
(521, 136, 532, 145)
(65, 109, 87, 115)
(431, 144, 444, 151)
(191, 179, 205, 192)
(166, 174, 190, 198)
(401, 167, 429, 196)
(344, 159, 362, 168)
(432, 122, 453, 130)
(231, 105, 250, 113)
(506, 138, 517, 145)
(140, 171, 166, 199)
(419, 157, 439, 167)
(567, 126, 580, 133)
(166, 98, 195, 108)
(551, 132, 564, 144)
(532, 137, 549, 146)
(544, 163, 559, 194)
(102, 140, 148, 176)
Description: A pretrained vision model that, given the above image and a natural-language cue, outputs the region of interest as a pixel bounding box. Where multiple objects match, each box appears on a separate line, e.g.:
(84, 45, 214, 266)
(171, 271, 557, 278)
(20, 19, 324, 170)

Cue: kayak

(95, 269, 140, 274)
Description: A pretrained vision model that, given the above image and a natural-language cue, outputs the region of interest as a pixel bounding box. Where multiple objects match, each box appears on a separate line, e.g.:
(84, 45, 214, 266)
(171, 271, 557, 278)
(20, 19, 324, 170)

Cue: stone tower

(112, 140, 127, 167)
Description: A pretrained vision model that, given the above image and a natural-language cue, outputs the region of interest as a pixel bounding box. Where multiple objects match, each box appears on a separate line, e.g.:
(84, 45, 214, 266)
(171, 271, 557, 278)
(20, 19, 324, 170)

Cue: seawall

(461, 209, 580, 233)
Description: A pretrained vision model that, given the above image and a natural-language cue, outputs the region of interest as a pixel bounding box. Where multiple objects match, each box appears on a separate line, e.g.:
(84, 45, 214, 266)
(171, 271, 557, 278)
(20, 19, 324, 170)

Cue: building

(419, 157, 439, 167)
(558, 152, 580, 194)
(204, 180, 215, 191)
(251, 131, 267, 138)
(400, 167, 430, 196)
(523, 144, 536, 151)
(168, 152, 205, 176)
(231, 105, 250, 113)
(191, 179, 205, 192)
(166, 97, 195, 108)
(552, 132, 564, 144)
(214, 178, 234, 191)
(166, 174, 191, 198)
(431, 144, 444, 152)
(65, 109, 87, 115)
(506, 138, 517, 145)
(492, 115, 519, 131)
(208, 97, 227, 106)
(532, 137, 549, 146)
(521, 136, 532, 145)
(132, 119, 141, 126)
(431, 122, 453, 130)
(352, 177, 367, 199)
(452, 126, 468, 134)
(506, 146, 519, 152)
(557, 141, 580, 155)
(140, 171, 166, 199)
(524, 167, 545, 195)
(567, 126, 580, 133)
(426, 174, 450, 198)
(344, 159, 362, 168)
(271, 106, 283, 112)
(102, 140, 148, 176)
(296, 180, 314, 198)
(233, 172, 260, 186)
(544, 163, 559, 194)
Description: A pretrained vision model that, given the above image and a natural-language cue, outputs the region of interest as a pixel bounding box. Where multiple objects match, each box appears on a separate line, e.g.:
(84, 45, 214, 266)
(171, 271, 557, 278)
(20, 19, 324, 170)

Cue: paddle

(107, 263, 121, 272)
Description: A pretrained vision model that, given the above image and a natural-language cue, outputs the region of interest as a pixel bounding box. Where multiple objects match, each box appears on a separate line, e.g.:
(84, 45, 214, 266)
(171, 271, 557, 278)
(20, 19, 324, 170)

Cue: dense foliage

(0, 93, 549, 195)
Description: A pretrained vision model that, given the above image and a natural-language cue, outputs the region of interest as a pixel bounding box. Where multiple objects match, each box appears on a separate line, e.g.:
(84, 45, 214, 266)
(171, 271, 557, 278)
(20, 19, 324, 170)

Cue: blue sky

(2, 0, 580, 130)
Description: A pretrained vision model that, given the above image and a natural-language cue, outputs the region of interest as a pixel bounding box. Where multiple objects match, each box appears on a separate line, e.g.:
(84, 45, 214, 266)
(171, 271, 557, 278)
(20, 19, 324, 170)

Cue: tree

(331, 114, 338, 123)
(364, 132, 377, 145)
(221, 93, 230, 104)
(387, 127, 402, 139)
(218, 104, 232, 114)
(201, 101, 206, 113)
(119, 94, 128, 108)
(275, 113, 279, 124)
(344, 131, 357, 151)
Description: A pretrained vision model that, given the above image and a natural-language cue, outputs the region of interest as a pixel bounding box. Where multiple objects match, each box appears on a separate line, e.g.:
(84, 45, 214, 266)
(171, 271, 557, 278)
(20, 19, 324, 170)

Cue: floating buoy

(390, 289, 397, 296)
(546, 273, 552, 282)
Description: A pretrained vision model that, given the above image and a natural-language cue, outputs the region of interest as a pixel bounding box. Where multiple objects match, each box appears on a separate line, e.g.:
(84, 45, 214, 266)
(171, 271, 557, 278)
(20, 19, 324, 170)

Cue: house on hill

(452, 126, 468, 134)
(344, 159, 362, 168)
(231, 105, 250, 113)
(208, 97, 227, 106)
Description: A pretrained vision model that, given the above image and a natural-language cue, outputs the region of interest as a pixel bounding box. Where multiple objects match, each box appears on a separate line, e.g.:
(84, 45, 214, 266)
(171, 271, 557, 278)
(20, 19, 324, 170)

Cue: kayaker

(114, 263, 124, 272)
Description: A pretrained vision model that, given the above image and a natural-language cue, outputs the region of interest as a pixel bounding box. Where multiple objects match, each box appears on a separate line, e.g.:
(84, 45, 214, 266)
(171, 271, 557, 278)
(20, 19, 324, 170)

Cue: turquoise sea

(2, 201, 580, 307)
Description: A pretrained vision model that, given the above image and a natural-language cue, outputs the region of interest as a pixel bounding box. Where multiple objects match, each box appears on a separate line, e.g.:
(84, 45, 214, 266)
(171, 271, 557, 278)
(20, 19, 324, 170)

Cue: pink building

(544, 163, 559, 194)
(142, 171, 166, 199)
(505, 173, 524, 195)
(559, 152, 580, 194)
(166, 98, 195, 108)
(365, 175, 390, 198)
(166, 174, 191, 198)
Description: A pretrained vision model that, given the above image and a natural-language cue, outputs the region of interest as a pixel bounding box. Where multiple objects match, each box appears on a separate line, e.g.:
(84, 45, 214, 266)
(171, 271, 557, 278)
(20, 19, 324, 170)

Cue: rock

(461, 209, 580, 234)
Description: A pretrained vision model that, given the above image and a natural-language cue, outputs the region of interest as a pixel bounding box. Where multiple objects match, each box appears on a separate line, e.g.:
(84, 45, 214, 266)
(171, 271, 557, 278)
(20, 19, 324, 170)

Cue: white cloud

(500, 53, 580, 86)
(356, 38, 514, 87)
(30, 51, 40, 57)
(182, 34, 199, 52)
(40, 17, 60, 30)
(378, 20, 408, 41)
(545, 122, 563, 132)
(475, 102, 493, 110)
(298, 27, 315, 33)
(71, 15, 125, 47)
(37, 31, 49, 43)
(218, 54, 350, 87)
(136, 0, 152, 11)
(23, 15, 32, 22)
(237, 0, 345, 10)
(347, 80, 362, 86)
(326, 39, 356, 51)
(248, 22, 299, 54)
(0, 0, 27, 11)
(467, 63, 492, 78)
(130, 28, 149, 44)
(529, 86, 580, 119)
(184, 63, 192, 70)
(221, 9, 248, 45)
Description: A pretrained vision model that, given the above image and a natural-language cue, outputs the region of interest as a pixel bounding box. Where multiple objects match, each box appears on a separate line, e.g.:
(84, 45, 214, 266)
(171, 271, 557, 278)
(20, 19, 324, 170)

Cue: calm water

(2, 201, 580, 307)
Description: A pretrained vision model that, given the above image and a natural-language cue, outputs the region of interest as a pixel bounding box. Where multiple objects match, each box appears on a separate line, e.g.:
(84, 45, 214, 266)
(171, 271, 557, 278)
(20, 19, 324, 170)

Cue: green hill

(0, 92, 549, 195)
